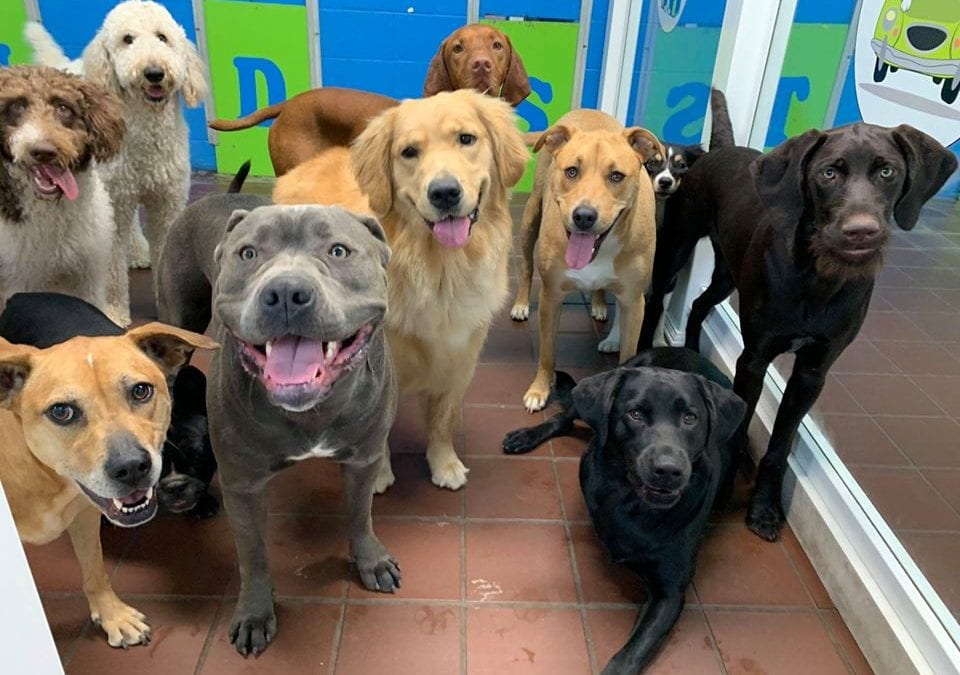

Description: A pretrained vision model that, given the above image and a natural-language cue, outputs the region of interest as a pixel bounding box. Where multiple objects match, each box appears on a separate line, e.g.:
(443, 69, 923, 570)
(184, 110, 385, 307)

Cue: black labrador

(647, 89, 957, 540)
(503, 347, 746, 673)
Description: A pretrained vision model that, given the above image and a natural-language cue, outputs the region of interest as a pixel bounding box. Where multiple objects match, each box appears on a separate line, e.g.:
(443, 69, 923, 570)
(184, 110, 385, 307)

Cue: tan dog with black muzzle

(0, 324, 217, 647)
(510, 109, 661, 412)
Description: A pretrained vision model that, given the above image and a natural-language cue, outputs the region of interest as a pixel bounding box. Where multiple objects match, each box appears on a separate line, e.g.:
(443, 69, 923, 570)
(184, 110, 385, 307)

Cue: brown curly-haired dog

(0, 65, 127, 323)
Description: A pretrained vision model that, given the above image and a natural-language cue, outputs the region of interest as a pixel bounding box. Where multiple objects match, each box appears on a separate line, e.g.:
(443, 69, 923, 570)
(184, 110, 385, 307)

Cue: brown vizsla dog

(208, 24, 530, 176)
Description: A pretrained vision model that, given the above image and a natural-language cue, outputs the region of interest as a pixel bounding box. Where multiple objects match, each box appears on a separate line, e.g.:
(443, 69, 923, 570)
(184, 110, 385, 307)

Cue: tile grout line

(328, 600, 347, 675)
(817, 608, 861, 675)
(191, 596, 226, 675)
(460, 505, 467, 675)
(698, 606, 729, 675)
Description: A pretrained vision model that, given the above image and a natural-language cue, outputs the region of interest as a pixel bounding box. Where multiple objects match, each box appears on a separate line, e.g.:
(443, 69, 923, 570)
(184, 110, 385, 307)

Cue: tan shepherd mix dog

(0, 325, 216, 647)
(510, 110, 661, 411)
(274, 89, 527, 490)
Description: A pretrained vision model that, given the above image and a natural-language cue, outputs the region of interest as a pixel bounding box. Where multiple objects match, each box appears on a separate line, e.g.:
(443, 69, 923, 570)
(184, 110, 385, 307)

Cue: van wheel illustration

(874, 58, 889, 82)
(941, 78, 960, 104)
(934, 77, 943, 84)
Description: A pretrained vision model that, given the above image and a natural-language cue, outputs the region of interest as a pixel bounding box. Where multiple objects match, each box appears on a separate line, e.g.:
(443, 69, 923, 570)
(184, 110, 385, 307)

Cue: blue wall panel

(581, 0, 608, 109)
(482, 0, 580, 22)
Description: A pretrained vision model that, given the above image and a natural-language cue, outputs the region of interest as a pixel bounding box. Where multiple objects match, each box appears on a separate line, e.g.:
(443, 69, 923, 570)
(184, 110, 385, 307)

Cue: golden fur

(276, 89, 527, 489)
(272, 147, 372, 214)
(510, 109, 661, 411)
(0, 324, 216, 647)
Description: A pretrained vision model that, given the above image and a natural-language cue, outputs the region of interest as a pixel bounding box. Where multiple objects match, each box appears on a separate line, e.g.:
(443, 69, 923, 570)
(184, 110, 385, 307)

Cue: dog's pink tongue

(120, 488, 148, 505)
(432, 216, 471, 248)
(39, 165, 79, 201)
(565, 232, 597, 270)
(264, 336, 324, 385)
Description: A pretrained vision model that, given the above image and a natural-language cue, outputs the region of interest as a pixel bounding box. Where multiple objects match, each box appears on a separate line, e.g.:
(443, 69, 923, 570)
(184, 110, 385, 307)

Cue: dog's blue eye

(122, 34, 134, 45)
(459, 133, 476, 146)
(131, 383, 154, 403)
(329, 244, 350, 258)
(609, 171, 625, 183)
(682, 411, 698, 425)
(401, 146, 419, 159)
(879, 166, 895, 179)
(47, 403, 79, 425)
(564, 166, 579, 179)
(239, 246, 257, 261)
(822, 167, 837, 180)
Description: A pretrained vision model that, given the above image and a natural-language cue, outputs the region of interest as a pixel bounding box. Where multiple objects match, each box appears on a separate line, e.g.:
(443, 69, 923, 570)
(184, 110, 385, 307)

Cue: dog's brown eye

(821, 167, 837, 180)
(682, 411, 698, 425)
(122, 34, 134, 45)
(55, 103, 73, 119)
(400, 146, 419, 159)
(609, 171, 625, 183)
(9, 100, 26, 115)
(879, 166, 895, 179)
(564, 166, 579, 179)
(156, 32, 168, 43)
(675, 159, 686, 169)
(492, 41, 503, 50)
(459, 133, 476, 146)
(131, 383, 154, 403)
(329, 243, 350, 258)
(452, 43, 464, 54)
(628, 409, 643, 422)
(47, 403, 79, 425)
(239, 246, 257, 261)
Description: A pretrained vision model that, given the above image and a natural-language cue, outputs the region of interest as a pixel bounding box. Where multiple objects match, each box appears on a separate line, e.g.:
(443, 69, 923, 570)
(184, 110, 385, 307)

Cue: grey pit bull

(157, 197, 399, 656)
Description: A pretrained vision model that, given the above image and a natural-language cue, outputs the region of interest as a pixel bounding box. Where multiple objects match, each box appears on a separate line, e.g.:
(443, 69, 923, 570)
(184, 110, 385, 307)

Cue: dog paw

(355, 553, 402, 593)
(746, 500, 784, 542)
(510, 302, 530, 321)
(590, 303, 608, 322)
(597, 335, 620, 353)
(523, 388, 548, 412)
(372, 459, 396, 495)
(229, 604, 277, 657)
(429, 457, 469, 490)
(502, 428, 539, 455)
(92, 600, 150, 648)
(127, 229, 151, 269)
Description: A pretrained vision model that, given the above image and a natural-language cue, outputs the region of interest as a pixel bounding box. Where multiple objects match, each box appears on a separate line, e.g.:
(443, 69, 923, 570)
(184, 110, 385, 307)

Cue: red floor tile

(555, 460, 589, 522)
(25, 525, 133, 593)
(337, 604, 460, 675)
(872, 341, 960, 376)
(812, 376, 864, 415)
(849, 467, 960, 531)
(41, 596, 89, 660)
(466, 523, 576, 603)
(780, 529, 834, 609)
(922, 469, 960, 514)
(875, 416, 960, 468)
(823, 609, 874, 675)
(200, 600, 340, 674)
(466, 607, 590, 674)
(480, 330, 534, 363)
(268, 460, 345, 515)
(463, 406, 543, 456)
(464, 458, 562, 519)
(257, 516, 349, 598)
(569, 524, 644, 605)
(549, 423, 592, 459)
(857, 312, 929, 342)
(896, 532, 960, 617)
(465, 364, 537, 405)
(817, 414, 906, 467)
(831, 340, 898, 374)
(835, 374, 942, 416)
(371, 454, 463, 519)
(909, 375, 960, 416)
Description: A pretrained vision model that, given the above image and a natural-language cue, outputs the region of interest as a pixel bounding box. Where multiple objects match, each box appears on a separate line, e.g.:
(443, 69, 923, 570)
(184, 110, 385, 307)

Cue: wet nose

(657, 177, 674, 189)
(572, 206, 598, 231)
(427, 177, 463, 212)
(259, 277, 315, 319)
(841, 217, 881, 244)
(29, 142, 58, 164)
(106, 445, 153, 487)
(646, 447, 689, 490)
(471, 57, 493, 73)
(143, 66, 165, 83)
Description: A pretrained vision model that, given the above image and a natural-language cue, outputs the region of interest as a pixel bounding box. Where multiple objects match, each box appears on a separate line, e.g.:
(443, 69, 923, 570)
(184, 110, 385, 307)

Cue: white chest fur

(564, 233, 623, 291)
(288, 440, 340, 462)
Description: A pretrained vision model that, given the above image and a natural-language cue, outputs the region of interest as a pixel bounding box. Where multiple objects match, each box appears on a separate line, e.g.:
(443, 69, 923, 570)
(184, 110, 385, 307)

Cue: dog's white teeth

(146, 487, 154, 501)
(265, 341, 273, 357)
(326, 341, 339, 361)
(112, 498, 123, 510)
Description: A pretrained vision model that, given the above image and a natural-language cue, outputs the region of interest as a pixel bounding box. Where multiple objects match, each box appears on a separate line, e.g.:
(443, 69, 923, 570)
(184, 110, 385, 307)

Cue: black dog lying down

(504, 348, 746, 673)
(0, 292, 219, 517)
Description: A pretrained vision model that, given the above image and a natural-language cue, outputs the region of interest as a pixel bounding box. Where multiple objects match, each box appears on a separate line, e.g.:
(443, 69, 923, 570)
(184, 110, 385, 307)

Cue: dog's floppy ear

(571, 368, 629, 450)
(355, 214, 391, 268)
(752, 129, 826, 222)
(692, 375, 747, 449)
(891, 125, 958, 231)
(76, 79, 126, 162)
(81, 32, 121, 98)
(351, 108, 395, 215)
(500, 35, 531, 106)
(624, 127, 663, 163)
(215, 209, 250, 265)
(127, 323, 219, 375)
(534, 124, 571, 155)
(476, 94, 529, 188)
(181, 35, 209, 108)
(423, 39, 454, 96)
(0, 340, 37, 409)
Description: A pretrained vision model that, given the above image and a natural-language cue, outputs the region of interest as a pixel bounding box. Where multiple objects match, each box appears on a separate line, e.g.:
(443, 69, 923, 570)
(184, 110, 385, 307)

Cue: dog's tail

(523, 131, 544, 148)
(209, 104, 285, 132)
(709, 88, 736, 150)
(24, 22, 70, 67)
(227, 161, 252, 194)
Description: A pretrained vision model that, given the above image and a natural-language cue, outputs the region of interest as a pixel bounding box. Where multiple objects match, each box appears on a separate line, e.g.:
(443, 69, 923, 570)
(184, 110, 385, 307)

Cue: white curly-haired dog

(26, 0, 209, 324)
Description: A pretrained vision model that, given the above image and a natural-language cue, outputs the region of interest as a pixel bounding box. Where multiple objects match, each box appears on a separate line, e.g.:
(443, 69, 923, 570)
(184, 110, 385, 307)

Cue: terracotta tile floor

(782, 198, 960, 624)
(30, 175, 870, 673)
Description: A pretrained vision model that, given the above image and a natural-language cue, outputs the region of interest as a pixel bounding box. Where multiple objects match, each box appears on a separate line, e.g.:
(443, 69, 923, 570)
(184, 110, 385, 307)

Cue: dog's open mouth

(637, 482, 682, 509)
(565, 225, 613, 271)
(236, 324, 375, 406)
(29, 164, 78, 201)
(76, 483, 158, 527)
(143, 85, 167, 103)
(426, 204, 480, 249)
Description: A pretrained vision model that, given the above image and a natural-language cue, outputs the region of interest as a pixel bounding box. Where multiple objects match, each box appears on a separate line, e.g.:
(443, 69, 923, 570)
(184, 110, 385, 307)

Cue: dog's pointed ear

(891, 125, 958, 231)
(0, 340, 37, 409)
(181, 35, 209, 108)
(500, 35, 531, 106)
(476, 94, 529, 188)
(81, 33, 120, 97)
(571, 368, 629, 450)
(126, 323, 219, 375)
(76, 79, 126, 162)
(624, 127, 663, 163)
(534, 124, 571, 155)
(692, 375, 746, 449)
(752, 129, 826, 222)
(423, 39, 454, 96)
(351, 108, 396, 215)
(355, 214, 391, 268)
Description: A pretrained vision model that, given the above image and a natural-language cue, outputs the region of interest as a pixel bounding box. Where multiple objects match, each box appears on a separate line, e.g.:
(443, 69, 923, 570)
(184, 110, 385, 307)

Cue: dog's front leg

(424, 387, 470, 490)
(613, 292, 646, 362)
(342, 457, 401, 592)
(601, 591, 684, 674)
(67, 506, 150, 648)
(222, 480, 276, 656)
(524, 283, 563, 411)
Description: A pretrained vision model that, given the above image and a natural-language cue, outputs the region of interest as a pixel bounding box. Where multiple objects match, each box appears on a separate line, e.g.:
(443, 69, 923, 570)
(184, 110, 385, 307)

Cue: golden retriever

(274, 89, 527, 489)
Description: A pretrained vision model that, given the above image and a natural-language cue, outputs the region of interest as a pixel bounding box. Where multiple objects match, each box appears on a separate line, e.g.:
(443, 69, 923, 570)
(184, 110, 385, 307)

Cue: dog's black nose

(29, 142, 58, 164)
(572, 206, 598, 231)
(657, 177, 674, 189)
(841, 217, 881, 243)
(106, 442, 153, 487)
(260, 277, 315, 319)
(427, 178, 463, 212)
(143, 66, 165, 83)
(645, 446, 690, 490)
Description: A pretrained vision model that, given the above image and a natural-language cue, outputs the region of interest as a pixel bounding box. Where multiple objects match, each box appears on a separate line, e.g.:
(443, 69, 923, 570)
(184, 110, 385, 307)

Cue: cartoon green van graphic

(872, 0, 960, 103)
